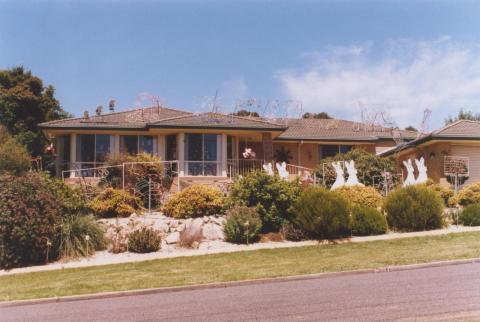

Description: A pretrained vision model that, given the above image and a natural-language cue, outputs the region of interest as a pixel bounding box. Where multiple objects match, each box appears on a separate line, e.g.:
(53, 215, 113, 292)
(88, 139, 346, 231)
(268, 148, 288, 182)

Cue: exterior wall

(396, 142, 452, 185)
(273, 142, 377, 170)
(450, 144, 480, 185)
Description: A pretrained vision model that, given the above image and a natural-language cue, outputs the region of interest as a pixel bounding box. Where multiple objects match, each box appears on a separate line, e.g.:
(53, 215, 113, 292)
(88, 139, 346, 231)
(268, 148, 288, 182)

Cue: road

(2, 262, 480, 322)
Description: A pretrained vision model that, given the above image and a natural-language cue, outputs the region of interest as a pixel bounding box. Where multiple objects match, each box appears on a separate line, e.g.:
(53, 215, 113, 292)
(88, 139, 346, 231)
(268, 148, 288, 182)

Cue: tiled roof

(433, 120, 480, 137)
(38, 106, 191, 130)
(378, 120, 480, 156)
(150, 113, 286, 130)
(39, 106, 416, 141)
(276, 118, 417, 141)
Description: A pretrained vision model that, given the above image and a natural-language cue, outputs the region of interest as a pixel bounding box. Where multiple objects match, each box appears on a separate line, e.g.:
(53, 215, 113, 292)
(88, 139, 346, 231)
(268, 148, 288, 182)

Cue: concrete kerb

(1, 257, 479, 308)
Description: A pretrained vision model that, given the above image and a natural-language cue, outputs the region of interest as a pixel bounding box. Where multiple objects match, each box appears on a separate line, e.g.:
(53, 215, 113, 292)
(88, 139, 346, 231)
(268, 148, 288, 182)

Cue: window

(120, 135, 157, 155)
(166, 135, 177, 160)
(185, 134, 220, 176)
(318, 145, 352, 160)
(76, 134, 112, 173)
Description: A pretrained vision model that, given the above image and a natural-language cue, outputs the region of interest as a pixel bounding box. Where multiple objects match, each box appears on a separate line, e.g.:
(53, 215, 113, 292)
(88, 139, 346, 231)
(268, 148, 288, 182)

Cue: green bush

(292, 187, 351, 239)
(59, 214, 106, 258)
(41, 173, 88, 213)
(89, 188, 142, 218)
(0, 132, 31, 175)
(384, 185, 444, 232)
(336, 186, 383, 209)
(163, 184, 225, 219)
(351, 206, 388, 236)
(451, 182, 480, 206)
(459, 204, 480, 226)
(228, 172, 301, 232)
(102, 153, 167, 208)
(128, 227, 161, 253)
(424, 179, 454, 207)
(315, 148, 397, 189)
(0, 173, 62, 269)
(224, 206, 262, 244)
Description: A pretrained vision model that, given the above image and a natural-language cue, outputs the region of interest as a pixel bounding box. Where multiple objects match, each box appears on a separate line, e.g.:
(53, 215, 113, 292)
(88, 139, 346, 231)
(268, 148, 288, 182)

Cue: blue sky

(1, 0, 480, 128)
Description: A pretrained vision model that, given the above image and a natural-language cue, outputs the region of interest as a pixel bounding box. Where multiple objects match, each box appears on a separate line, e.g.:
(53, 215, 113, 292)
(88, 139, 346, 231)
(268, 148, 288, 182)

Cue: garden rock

(165, 232, 180, 244)
(202, 223, 224, 241)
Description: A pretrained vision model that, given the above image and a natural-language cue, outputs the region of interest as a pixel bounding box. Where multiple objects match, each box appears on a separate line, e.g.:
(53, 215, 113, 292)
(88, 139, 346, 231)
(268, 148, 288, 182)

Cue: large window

(185, 134, 219, 176)
(318, 144, 352, 160)
(76, 134, 112, 170)
(120, 135, 157, 155)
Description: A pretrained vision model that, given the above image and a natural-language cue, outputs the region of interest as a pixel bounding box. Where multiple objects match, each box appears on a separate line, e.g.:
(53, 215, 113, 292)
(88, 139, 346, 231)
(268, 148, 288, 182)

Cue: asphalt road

(2, 262, 480, 322)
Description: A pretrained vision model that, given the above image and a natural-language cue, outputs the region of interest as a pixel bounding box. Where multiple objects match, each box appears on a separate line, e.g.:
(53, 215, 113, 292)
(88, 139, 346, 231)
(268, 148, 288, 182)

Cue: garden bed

(2, 223, 480, 276)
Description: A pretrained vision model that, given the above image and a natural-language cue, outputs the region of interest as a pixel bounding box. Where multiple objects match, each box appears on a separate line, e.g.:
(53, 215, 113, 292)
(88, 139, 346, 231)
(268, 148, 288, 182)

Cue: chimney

(83, 110, 89, 119)
(109, 99, 116, 113)
(96, 105, 103, 116)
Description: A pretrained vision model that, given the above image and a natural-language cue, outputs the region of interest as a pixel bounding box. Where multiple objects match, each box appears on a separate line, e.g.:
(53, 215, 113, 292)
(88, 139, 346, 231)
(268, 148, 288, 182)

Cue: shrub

(424, 179, 454, 207)
(224, 206, 262, 244)
(128, 227, 161, 253)
(89, 188, 142, 218)
(384, 185, 444, 232)
(0, 173, 62, 269)
(163, 184, 224, 219)
(179, 224, 203, 248)
(228, 172, 301, 232)
(106, 222, 129, 254)
(459, 204, 480, 226)
(336, 186, 383, 209)
(102, 153, 167, 208)
(281, 223, 306, 241)
(59, 214, 106, 258)
(315, 148, 397, 190)
(451, 182, 480, 206)
(0, 132, 31, 175)
(292, 187, 351, 239)
(41, 172, 88, 213)
(351, 206, 387, 236)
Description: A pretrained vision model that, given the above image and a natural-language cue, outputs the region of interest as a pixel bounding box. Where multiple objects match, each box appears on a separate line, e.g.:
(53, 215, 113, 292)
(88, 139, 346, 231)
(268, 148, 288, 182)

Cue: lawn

(2, 231, 480, 301)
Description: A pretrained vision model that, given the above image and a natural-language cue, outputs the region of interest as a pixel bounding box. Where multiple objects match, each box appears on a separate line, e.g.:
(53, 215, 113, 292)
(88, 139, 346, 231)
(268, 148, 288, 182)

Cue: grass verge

(2, 231, 480, 301)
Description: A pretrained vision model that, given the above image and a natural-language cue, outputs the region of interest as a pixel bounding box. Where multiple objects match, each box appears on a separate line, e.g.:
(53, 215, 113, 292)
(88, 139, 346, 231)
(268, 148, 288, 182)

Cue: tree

(232, 109, 260, 117)
(302, 112, 332, 119)
(445, 108, 480, 125)
(405, 125, 418, 132)
(0, 66, 70, 156)
(0, 128, 31, 175)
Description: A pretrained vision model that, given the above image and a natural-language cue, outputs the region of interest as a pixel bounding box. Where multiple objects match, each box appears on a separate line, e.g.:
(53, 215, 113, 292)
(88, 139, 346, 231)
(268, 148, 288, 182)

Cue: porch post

(69, 133, 76, 178)
(157, 135, 166, 160)
(114, 134, 120, 156)
(262, 132, 274, 163)
(221, 134, 228, 177)
(178, 133, 185, 176)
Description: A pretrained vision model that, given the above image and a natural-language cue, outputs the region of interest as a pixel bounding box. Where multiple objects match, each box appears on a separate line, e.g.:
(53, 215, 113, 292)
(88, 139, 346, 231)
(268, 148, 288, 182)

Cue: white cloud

(276, 38, 480, 128)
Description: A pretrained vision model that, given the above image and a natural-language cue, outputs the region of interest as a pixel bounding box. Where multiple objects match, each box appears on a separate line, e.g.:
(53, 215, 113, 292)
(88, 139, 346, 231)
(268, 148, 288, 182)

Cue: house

(378, 120, 480, 187)
(39, 105, 415, 187)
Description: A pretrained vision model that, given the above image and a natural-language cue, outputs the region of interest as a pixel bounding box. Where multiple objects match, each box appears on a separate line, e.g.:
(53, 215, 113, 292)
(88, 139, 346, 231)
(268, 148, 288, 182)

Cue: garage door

(450, 145, 480, 185)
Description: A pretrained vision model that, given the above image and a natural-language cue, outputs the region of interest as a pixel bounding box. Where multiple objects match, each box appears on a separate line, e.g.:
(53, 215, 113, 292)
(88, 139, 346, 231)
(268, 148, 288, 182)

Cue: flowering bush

(0, 173, 62, 269)
(336, 186, 383, 209)
(451, 182, 480, 206)
(163, 184, 225, 218)
(89, 188, 142, 218)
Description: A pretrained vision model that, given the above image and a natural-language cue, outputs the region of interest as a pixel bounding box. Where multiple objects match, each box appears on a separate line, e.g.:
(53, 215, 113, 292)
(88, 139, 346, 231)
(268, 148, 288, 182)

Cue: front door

(185, 134, 219, 176)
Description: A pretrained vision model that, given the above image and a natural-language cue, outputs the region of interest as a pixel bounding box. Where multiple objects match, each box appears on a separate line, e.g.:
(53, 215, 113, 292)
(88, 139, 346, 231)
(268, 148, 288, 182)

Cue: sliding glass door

(185, 134, 219, 176)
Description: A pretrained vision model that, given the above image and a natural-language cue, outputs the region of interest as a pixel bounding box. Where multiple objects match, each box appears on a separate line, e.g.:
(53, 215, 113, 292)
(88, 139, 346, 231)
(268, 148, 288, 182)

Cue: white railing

(227, 159, 264, 178)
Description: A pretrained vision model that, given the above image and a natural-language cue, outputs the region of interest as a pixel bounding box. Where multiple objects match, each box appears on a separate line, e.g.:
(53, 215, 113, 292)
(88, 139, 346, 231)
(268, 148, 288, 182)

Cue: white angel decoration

(276, 162, 290, 179)
(331, 161, 345, 190)
(415, 157, 428, 184)
(345, 160, 364, 187)
(262, 162, 274, 176)
(402, 159, 416, 187)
